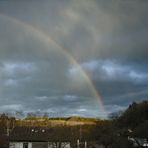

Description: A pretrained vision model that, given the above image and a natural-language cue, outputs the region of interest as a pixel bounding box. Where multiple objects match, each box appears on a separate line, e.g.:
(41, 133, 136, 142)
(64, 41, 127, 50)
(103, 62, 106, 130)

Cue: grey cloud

(0, 104, 23, 112)
(81, 60, 148, 83)
(80, 59, 148, 107)
(0, 0, 148, 118)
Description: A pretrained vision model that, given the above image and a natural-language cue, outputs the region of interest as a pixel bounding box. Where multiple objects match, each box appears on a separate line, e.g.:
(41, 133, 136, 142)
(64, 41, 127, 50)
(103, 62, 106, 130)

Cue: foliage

(115, 101, 148, 129)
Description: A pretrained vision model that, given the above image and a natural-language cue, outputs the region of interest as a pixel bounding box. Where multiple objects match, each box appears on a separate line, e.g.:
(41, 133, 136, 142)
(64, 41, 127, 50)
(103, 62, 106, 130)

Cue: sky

(0, 0, 148, 118)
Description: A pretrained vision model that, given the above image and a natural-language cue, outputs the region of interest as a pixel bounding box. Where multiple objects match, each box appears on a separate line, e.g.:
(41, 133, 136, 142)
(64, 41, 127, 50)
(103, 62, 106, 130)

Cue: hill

(17, 116, 100, 127)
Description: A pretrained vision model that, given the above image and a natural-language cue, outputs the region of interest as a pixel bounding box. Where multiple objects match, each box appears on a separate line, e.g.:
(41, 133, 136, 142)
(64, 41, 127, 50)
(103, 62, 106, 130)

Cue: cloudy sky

(0, 0, 148, 118)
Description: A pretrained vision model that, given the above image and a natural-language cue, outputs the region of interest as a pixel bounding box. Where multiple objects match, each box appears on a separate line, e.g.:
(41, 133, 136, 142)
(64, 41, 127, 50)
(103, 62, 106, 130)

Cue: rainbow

(0, 14, 107, 117)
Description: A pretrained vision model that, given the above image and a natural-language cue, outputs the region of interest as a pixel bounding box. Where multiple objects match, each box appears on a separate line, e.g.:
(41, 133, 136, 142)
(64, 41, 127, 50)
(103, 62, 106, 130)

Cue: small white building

(10, 142, 32, 148)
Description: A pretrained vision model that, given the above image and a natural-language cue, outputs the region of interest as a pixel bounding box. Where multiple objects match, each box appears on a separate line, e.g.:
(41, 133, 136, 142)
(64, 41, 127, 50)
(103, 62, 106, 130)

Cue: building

(9, 126, 70, 148)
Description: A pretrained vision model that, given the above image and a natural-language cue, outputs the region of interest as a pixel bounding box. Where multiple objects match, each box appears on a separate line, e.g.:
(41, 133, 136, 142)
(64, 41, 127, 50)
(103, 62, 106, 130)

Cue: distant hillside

(24, 116, 99, 121)
(17, 116, 100, 127)
(66, 116, 98, 122)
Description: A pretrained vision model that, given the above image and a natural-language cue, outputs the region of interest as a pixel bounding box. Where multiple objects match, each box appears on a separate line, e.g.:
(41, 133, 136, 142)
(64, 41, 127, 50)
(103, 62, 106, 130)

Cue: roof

(9, 126, 72, 142)
(0, 135, 9, 148)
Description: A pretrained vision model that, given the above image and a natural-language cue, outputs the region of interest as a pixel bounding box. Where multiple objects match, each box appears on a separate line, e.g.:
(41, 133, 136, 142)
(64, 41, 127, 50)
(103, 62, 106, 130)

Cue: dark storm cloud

(81, 59, 148, 106)
(0, 0, 148, 117)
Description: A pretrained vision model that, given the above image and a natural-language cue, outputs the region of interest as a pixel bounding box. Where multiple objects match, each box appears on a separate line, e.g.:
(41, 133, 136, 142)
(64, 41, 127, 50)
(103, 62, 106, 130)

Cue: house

(9, 126, 71, 148)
